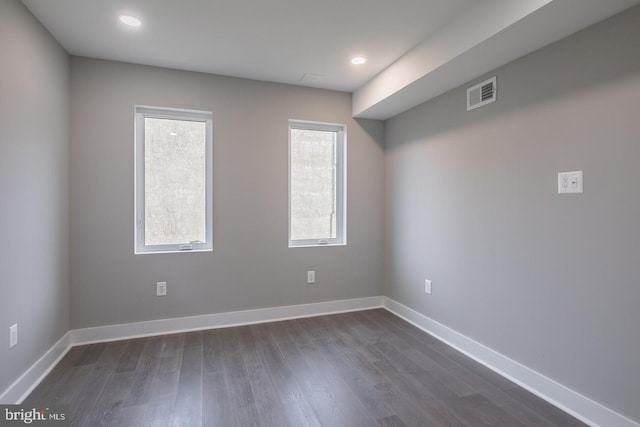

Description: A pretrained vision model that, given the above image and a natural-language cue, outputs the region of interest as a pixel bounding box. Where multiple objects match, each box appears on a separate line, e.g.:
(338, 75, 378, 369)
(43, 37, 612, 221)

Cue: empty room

(1, 0, 639, 426)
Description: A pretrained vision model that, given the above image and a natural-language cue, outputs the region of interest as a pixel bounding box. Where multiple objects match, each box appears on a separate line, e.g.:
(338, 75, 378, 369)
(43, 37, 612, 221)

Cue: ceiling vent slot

(467, 77, 497, 111)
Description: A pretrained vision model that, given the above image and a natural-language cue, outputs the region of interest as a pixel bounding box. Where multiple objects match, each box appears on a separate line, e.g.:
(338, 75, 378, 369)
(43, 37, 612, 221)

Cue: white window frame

(134, 105, 213, 254)
(288, 119, 346, 248)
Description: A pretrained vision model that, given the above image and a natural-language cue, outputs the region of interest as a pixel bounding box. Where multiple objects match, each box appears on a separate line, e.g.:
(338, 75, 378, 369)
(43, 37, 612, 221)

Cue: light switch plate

(558, 171, 583, 194)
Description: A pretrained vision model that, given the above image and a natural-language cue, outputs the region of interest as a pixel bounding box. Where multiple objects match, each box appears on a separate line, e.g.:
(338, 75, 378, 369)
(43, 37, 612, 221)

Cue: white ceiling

(353, 0, 640, 119)
(20, 0, 473, 92)
(21, 0, 640, 119)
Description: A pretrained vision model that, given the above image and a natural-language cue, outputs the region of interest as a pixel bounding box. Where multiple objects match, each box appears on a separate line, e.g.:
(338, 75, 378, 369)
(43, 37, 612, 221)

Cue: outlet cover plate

(558, 171, 583, 194)
(9, 324, 17, 348)
(156, 281, 167, 296)
(425, 279, 432, 295)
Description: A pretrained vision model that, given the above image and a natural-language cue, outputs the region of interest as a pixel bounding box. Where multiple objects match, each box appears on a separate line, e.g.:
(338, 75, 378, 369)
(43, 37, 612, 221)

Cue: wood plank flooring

(24, 309, 587, 427)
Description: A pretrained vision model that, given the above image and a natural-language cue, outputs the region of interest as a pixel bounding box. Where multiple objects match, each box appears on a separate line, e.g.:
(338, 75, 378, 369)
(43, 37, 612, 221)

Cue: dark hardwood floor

(24, 309, 587, 426)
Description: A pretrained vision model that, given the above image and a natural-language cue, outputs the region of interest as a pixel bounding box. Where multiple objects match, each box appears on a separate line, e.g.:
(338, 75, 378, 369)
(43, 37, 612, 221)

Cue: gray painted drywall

(385, 5, 640, 422)
(69, 58, 385, 329)
(0, 0, 69, 398)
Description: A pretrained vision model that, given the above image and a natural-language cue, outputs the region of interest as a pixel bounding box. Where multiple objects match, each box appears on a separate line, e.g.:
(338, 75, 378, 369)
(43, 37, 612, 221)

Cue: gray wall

(0, 0, 69, 397)
(385, 6, 640, 422)
(69, 58, 385, 329)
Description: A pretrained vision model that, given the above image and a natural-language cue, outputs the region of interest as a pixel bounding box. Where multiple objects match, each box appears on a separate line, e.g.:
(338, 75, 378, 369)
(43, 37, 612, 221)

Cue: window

(135, 106, 212, 254)
(289, 120, 346, 247)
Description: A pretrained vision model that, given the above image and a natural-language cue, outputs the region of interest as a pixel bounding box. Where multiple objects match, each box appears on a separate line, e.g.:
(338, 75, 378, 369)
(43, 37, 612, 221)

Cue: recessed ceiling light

(351, 57, 366, 65)
(119, 14, 141, 27)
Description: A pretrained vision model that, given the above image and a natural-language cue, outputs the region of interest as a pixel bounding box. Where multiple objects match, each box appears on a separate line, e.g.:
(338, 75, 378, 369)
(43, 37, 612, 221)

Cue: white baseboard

(0, 332, 72, 404)
(382, 297, 639, 427)
(71, 296, 384, 345)
(5, 295, 634, 427)
(0, 296, 383, 404)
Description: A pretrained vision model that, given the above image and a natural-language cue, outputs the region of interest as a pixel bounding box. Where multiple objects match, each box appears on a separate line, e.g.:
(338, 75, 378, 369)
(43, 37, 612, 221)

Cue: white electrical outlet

(424, 279, 432, 295)
(558, 171, 583, 194)
(156, 281, 167, 296)
(307, 271, 316, 284)
(9, 324, 18, 348)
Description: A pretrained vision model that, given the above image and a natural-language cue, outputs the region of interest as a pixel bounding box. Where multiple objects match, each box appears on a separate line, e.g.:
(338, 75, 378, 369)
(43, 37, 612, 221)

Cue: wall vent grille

(467, 77, 497, 111)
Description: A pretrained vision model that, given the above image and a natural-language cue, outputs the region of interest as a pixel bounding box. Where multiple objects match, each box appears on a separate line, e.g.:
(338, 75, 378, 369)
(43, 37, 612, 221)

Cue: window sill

(134, 248, 212, 255)
(288, 242, 346, 248)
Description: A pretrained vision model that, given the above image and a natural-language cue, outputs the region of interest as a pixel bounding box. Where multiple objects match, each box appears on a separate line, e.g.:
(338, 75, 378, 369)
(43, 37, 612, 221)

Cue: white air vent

(467, 77, 497, 111)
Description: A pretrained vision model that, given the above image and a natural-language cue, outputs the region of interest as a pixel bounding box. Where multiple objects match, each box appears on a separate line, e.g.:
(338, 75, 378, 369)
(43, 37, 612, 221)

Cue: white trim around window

(288, 119, 346, 248)
(134, 105, 213, 254)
